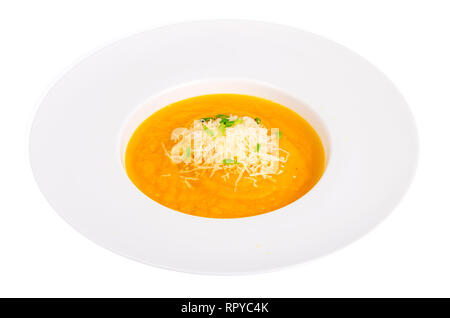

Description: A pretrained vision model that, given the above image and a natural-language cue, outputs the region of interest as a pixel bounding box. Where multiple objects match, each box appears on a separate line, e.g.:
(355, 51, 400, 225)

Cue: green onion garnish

(200, 117, 214, 122)
(215, 114, 229, 119)
(223, 118, 243, 127)
(223, 158, 240, 165)
(184, 146, 191, 159)
(218, 123, 226, 136)
(277, 131, 283, 139)
(203, 124, 215, 137)
(254, 117, 261, 125)
(256, 143, 260, 152)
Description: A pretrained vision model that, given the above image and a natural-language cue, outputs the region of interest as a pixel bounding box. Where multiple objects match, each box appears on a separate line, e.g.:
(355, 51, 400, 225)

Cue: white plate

(30, 21, 418, 274)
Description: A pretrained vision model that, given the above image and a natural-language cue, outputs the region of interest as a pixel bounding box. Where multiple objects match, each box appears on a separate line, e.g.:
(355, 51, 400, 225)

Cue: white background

(0, 0, 449, 298)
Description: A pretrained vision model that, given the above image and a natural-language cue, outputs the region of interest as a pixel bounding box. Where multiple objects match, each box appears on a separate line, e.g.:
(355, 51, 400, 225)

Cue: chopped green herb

(224, 120, 234, 127)
(256, 143, 260, 152)
(184, 146, 191, 159)
(203, 124, 215, 137)
(222, 118, 243, 127)
(254, 117, 261, 125)
(200, 117, 214, 122)
(215, 114, 229, 119)
(277, 131, 283, 139)
(218, 123, 226, 136)
(223, 158, 240, 165)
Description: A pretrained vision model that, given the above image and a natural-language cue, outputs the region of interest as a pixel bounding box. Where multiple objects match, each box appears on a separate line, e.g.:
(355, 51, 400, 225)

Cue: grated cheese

(165, 115, 289, 189)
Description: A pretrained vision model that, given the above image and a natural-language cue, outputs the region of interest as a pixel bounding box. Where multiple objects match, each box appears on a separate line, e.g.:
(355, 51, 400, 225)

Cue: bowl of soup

(122, 80, 329, 218)
(30, 20, 417, 274)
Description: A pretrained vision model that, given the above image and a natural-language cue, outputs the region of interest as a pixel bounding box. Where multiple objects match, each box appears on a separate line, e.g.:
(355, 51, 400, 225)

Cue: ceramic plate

(30, 21, 418, 274)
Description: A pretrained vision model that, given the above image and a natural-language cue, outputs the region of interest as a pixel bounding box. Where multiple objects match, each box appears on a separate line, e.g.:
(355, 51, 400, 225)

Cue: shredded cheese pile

(162, 114, 289, 190)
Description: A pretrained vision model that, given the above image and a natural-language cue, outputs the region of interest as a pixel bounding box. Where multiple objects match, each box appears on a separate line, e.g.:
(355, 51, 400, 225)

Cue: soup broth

(125, 94, 325, 218)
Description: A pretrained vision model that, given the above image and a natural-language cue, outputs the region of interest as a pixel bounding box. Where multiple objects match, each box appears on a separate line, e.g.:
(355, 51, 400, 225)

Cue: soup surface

(125, 94, 325, 218)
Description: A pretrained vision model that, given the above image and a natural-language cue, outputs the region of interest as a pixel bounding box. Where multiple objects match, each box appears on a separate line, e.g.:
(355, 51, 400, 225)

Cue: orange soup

(125, 94, 325, 218)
